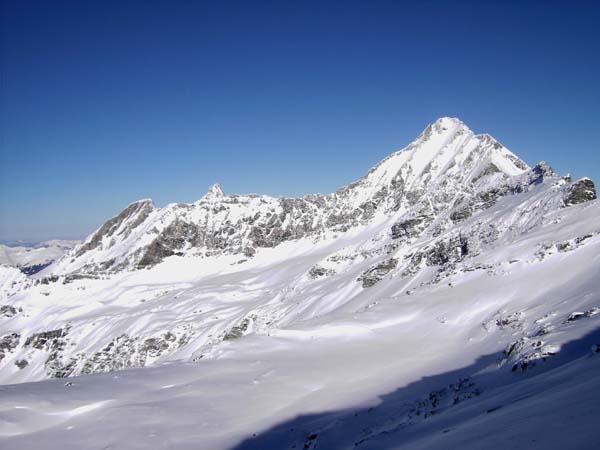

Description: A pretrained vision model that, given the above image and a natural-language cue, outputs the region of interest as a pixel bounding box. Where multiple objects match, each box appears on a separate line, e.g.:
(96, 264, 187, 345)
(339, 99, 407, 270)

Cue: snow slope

(0, 117, 598, 449)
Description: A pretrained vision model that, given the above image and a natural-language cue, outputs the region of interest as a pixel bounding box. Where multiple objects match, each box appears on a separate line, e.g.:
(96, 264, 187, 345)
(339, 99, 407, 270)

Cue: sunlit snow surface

(1, 118, 599, 449)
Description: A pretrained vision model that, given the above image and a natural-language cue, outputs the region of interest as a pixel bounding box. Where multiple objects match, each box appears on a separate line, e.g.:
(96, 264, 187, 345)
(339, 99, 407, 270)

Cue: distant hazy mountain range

(0, 240, 80, 275)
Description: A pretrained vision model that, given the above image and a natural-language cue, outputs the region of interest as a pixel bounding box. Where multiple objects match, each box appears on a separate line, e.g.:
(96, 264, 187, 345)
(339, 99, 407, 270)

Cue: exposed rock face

(223, 318, 253, 341)
(391, 218, 428, 239)
(529, 161, 555, 185)
(308, 265, 336, 279)
(137, 220, 203, 268)
(493, 306, 600, 373)
(358, 258, 398, 288)
(0, 305, 18, 317)
(14, 359, 28, 369)
(565, 178, 596, 206)
(75, 199, 155, 257)
(11, 329, 186, 379)
(0, 333, 20, 363)
(24, 329, 68, 350)
(449, 207, 472, 223)
(43, 118, 595, 283)
(7, 117, 596, 382)
(20, 328, 73, 377)
(79, 332, 182, 376)
(49, 117, 536, 276)
(424, 236, 470, 266)
(80, 335, 138, 375)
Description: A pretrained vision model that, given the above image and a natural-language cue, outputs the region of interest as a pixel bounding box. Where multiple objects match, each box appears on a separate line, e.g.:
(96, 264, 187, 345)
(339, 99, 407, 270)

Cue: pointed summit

(433, 116, 465, 128)
(414, 116, 469, 147)
(429, 117, 468, 133)
(201, 183, 225, 202)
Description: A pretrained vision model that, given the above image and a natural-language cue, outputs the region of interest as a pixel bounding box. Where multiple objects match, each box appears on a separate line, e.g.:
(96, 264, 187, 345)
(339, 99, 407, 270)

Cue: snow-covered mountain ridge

(48, 117, 534, 275)
(1, 116, 597, 382)
(0, 117, 599, 450)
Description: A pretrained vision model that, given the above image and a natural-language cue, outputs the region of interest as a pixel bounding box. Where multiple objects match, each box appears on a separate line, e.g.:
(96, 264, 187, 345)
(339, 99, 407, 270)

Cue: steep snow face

(333, 117, 526, 211)
(0, 117, 598, 450)
(48, 117, 529, 276)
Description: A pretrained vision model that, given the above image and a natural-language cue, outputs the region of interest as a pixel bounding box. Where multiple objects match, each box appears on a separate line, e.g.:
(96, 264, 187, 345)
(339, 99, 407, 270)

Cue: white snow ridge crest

(1, 117, 599, 450)
(46, 117, 531, 275)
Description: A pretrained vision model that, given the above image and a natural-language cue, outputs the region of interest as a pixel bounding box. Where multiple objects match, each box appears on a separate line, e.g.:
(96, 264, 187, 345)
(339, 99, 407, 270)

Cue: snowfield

(0, 118, 599, 449)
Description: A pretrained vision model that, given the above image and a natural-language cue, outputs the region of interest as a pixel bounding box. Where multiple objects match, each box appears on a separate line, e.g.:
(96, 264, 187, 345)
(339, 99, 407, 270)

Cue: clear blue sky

(1, 0, 599, 241)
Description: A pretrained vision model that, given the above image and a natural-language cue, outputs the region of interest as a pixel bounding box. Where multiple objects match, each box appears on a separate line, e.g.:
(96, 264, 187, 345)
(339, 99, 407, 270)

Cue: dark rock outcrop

(80, 331, 181, 376)
(529, 161, 555, 185)
(391, 217, 428, 239)
(358, 259, 398, 288)
(138, 220, 203, 268)
(24, 329, 68, 350)
(76, 199, 154, 257)
(0, 305, 19, 318)
(308, 265, 336, 279)
(14, 359, 28, 369)
(223, 318, 253, 341)
(0, 333, 20, 363)
(450, 207, 472, 222)
(565, 178, 596, 206)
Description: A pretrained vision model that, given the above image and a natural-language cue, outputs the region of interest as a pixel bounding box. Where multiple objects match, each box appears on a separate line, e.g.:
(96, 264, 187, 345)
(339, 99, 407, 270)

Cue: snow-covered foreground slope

(0, 210, 599, 449)
(0, 118, 599, 449)
(1, 331, 599, 450)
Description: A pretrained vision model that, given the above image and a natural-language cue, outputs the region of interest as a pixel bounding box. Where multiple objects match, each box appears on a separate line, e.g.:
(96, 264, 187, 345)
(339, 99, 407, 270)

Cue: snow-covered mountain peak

(338, 117, 529, 215)
(42, 119, 595, 277)
(1, 117, 599, 450)
(199, 183, 225, 203)
(373, 117, 524, 179)
(134, 198, 155, 208)
(431, 115, 466, 131)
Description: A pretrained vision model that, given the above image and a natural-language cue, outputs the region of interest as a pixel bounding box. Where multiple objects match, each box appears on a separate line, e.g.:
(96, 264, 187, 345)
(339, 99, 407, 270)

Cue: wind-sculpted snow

(0, 118, 599, 450)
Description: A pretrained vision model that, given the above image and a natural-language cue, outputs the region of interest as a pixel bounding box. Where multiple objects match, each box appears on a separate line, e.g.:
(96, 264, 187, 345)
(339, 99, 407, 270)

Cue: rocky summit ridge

(0, 117, 597, 385)
(47, 117, 593, 278)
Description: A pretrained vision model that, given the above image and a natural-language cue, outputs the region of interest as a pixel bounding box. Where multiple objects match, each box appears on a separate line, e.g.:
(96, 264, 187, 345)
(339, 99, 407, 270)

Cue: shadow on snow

(227, 326, 600, 450)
